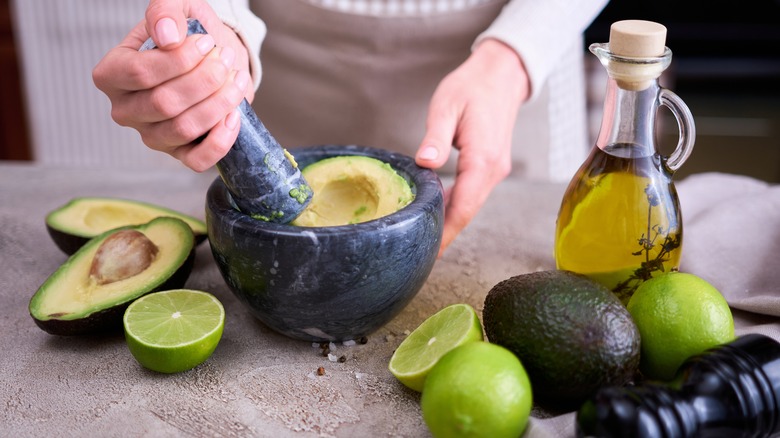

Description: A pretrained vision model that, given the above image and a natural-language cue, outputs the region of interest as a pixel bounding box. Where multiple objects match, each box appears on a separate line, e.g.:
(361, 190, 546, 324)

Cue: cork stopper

(593, 20, 671, 90)
(609, 20, 667, 58)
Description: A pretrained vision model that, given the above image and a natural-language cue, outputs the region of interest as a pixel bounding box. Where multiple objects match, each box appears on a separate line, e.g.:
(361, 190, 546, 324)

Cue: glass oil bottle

(554, 20, 696, 304)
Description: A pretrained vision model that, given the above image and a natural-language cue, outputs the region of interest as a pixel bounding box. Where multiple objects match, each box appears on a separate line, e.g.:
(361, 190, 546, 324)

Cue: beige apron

(249, 0, 553, 178)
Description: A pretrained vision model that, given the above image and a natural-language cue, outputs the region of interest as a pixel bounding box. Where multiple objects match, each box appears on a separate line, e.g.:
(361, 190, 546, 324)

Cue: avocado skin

(483, 270, 640, 409)
(46, 227, 90, 256)
(46, 224, 207, 256)
(31, 249, 195, 336)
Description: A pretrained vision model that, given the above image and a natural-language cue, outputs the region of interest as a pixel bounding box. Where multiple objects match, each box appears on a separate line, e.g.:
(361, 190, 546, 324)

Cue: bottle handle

(660, 88, 696, 173)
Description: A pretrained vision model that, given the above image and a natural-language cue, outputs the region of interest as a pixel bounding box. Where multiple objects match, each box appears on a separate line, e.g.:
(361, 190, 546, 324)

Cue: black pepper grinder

(576, 333, 780, 438)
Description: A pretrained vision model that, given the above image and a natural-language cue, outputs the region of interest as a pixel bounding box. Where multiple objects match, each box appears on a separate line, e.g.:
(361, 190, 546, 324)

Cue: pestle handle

(140, 19, 312, 223)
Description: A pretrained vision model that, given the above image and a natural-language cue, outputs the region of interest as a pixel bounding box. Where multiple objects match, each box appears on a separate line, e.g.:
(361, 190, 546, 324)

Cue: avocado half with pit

(30, 216, 196, 336)
(45, 197, 207, 255)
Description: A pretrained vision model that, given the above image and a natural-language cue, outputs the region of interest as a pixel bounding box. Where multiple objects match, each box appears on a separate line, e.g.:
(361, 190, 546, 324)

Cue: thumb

(145, 0, 190, 48)
(415, 106, 457, 169)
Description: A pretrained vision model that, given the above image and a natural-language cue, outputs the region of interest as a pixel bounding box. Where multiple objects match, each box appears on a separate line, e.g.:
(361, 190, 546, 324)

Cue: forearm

(476, 0, 609, 101)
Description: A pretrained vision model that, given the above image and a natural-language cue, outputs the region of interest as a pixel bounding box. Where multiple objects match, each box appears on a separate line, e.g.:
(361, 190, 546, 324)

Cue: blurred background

(585, 0, 780, 183)
(1, 0, 779, 181)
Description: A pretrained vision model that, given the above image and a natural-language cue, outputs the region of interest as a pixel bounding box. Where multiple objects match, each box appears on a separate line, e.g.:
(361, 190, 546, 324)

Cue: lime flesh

(388, 303, 483, 392)
(123, 289, 225, 373)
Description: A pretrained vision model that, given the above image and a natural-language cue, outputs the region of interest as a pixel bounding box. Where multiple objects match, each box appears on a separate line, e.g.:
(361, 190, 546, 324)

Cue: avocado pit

(89, 229, 159, 285)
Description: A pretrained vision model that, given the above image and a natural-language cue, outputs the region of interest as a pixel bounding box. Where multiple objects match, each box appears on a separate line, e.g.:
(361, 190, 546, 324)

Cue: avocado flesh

(483, 270, 641, 409)
(30, 216, 195, 335)
(291, 156, 414, 227)
(45, 197, 207, 255)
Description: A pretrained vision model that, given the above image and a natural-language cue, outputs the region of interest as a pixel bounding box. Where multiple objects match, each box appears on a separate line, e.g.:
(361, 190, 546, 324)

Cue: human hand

(415, 39, 530, 257)
(92, 0, 253, 171)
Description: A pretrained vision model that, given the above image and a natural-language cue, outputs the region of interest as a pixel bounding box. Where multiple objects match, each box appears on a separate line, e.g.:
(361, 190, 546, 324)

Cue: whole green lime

(627, 272, 735, 381)
(421, 341, 532, 438)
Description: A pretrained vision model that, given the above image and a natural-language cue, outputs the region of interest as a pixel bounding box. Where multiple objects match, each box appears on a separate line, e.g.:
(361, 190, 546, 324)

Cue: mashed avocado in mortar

(291, 156, 414, 227)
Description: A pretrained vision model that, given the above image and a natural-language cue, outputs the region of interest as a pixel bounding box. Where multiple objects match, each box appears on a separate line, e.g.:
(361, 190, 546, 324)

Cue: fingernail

(155, 17, 180, 46)
(226, 108, 240, 130)
(219, 46, 235, 67)
(234, 70, 250, 91)
(418, 145, 439, 161)
(196, 35, 216, 56)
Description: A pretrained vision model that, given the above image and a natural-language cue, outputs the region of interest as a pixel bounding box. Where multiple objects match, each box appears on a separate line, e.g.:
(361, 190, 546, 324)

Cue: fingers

(139, 69, 251, 153)
(171, 107, 241, 172)
(423, 40, 527, 257)
(91, 0, 252, 172)
(438, 151, 511, 258)
(415, 93, 457, 170)
(95, 33, 218, 102)
(145, 0, 189, 48)
(113, 44, 237, 125)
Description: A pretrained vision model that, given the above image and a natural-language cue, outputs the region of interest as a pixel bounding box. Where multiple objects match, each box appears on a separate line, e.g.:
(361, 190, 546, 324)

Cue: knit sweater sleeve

(206, 0, 266, 91)
(475, 0, 609, 102)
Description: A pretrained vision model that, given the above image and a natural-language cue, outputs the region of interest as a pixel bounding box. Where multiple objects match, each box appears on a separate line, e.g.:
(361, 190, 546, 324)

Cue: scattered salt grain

(328, 353, 338, 362)
(403, 330, 411, 336)
(342, 340, 356, 347)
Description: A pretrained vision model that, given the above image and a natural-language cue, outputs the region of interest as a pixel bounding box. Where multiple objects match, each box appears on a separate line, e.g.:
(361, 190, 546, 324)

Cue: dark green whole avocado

(45, 197, 208, 255)
(30, 217, 196, 336)
(483, 270, 640, 409)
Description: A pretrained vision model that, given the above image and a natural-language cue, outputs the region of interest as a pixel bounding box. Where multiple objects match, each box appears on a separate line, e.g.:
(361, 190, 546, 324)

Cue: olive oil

(554, 143, 682, 304)
(554, 20, 695, 304)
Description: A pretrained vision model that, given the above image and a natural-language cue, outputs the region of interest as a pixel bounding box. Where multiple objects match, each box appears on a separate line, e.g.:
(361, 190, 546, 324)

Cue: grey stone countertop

(2, 162, 779, 437)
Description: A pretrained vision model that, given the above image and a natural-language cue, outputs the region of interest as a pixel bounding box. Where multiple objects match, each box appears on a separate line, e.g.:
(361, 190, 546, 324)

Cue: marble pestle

(139, 19, 312, 223)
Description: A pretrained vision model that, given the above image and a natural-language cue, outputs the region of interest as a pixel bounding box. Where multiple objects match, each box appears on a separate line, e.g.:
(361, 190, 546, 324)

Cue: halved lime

(389, 303, 483, 392)
(123, 289, 225, 373)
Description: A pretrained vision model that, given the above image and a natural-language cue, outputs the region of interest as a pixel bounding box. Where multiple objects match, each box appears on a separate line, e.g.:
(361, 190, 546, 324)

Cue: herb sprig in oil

(613, 184, 681, 303)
